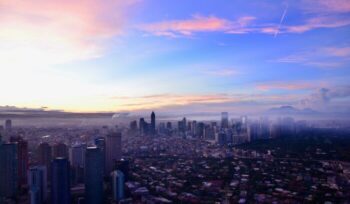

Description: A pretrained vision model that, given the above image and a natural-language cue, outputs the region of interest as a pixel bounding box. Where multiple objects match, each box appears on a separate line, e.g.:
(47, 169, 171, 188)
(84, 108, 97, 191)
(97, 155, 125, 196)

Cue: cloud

(201, 68, 239, 77)
(274, 46, 350, 68)
(256, 82, 317, 91)
(300, 86, 350, 108)
(302, 0, 350, 13)
(0, 0, 138, 65)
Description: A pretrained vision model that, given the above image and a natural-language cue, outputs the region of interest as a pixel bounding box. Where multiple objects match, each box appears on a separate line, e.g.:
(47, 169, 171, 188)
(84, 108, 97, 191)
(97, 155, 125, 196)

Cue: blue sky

(0, 0, 349, 114)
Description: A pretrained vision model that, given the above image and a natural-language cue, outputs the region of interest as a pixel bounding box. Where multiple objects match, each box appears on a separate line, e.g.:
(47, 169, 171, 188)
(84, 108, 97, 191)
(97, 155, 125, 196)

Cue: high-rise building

(139, 118, 145, 134)
(221, 112, 229, 129)
(70, 144, 86, 184)
(70, 144, 86, 168)
(51, 158, 71, 204)
(151, 111, 156, 135)
(105, 132, 122, 173)
(111, 170, 125, 202)
(37, 143, 52, 181)
(85, 147, 104, 204)
(28, 166, 47, 204)
(52, 143, 68, 159)
(94, 137, 106, 175)
(115, 158, 129, 182)
(0, 143, 18, 198)
(129, 120, 137, 131)
(10, 136, 28, 186)
(5, 119, 12, 132)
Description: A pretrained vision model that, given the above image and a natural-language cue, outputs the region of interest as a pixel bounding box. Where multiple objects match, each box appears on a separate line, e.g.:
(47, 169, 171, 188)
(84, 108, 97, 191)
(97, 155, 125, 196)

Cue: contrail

(274, 4, 289, 38)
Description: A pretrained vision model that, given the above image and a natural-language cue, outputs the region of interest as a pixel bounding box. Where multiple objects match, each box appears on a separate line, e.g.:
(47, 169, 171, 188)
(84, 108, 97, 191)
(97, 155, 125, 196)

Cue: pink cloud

(0, 0, 138, 63)
(139, 15, 256, 37)
(302, 0, 350, 13)
(256, 82, 317, 91)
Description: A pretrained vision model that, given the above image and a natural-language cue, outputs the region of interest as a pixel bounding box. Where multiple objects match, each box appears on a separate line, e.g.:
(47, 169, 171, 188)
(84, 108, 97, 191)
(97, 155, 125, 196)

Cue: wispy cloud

(201, 68, 239, 77)
(274, 46, 350, 68)
(256, 82, 317, 91)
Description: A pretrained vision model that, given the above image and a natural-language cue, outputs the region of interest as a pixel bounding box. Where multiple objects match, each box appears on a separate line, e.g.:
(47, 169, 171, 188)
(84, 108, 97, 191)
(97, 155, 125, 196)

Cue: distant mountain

(267, 106, 319, 115)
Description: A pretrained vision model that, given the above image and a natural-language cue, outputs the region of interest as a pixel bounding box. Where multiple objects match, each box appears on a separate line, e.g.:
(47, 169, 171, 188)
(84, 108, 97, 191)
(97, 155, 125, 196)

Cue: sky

(0, 0, 350, 115)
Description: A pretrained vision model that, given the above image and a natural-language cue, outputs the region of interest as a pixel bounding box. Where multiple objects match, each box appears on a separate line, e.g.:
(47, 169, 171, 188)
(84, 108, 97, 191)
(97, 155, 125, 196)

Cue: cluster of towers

(0, 120, 127, 204)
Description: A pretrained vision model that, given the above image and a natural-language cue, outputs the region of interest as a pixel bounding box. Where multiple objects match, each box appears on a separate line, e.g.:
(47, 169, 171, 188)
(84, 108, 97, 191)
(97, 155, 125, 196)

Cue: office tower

(105, 132, 122, 173)
(70, 144, 86, 184)
(151, 111, 156, 135)
(115, 158, 129, 182)
(10, 136, 28, 186)
(37, 143, 52, 181)
(94, 137, 106, 175)
(217, 132, 227, 146)
(52, 143, 68, 159)
(85, 147, 104, 204)
(5, 119, 12, 132)
(0, 143, 18, 198)
(111, 170, 125, 202)
(191, 121, 197, 136)
(221, 112, 229, 129)
(28, 166, 47, 204)
(51, 158, 71, 204)
(139, 118, 145, 134)
(166, 122, 172, 129)
(70, 144, 86, 167)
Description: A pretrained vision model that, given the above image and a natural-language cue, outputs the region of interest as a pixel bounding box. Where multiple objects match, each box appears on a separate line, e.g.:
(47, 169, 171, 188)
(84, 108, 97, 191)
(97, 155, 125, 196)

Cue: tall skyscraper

(70, 144, 86, 168)
(0, 143, 18, 198)
(28, 166, 47, 204)
(85, 147, 104, 204)
(221, 112, 229, 129)
(51, 158, 71, 204)
(111, 170, 125, 202)
(105, 132, 122, 173)
(70, 144, 86, 184)
(10, 136, 28, 186)
(52, 143, 68, 159)
(151, 111, 156, 135)
(37, 143, 52, 181)
(94, 137, 106, 175)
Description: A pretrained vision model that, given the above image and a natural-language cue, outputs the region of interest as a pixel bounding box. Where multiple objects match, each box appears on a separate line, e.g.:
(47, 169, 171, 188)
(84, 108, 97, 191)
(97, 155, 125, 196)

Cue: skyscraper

(221, 112, 229, 129)
(70, 144, 86, 184)
(111, 170, 125, 202)
(52, 143, 68, 159)
(85, 147, 104, 204)
(37, 143, 52, 181)
(5, 119, 12, 132)
(10, 136, 28, 187)
(105, 132, 122, 173)
(51, 158, 71, 204)
(0, 143, 18, 198)
(94, 137, 106, 175)
(28, 166, 47, 204)
(151, 111, 156, 135)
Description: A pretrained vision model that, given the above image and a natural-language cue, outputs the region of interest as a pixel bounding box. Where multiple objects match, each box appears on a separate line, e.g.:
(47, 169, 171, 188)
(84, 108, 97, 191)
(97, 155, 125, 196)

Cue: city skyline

(1, 0, 350, 115)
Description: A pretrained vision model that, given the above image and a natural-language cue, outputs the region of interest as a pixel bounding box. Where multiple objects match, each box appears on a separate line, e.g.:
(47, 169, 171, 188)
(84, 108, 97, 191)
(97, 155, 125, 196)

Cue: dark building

(0, 143, 18, 198)
(85, 147, 104, 204)
(115, 158, 129, 182)
(10, 136, 28, 187)
(94, 137, 106, 175)
(129, 120, 137, 131)
(151, 111, 156, 135)
(52, 143, 68, 159)
(37, 143, 52, 181)
(221, 112, 229, 129)
(51, 158, 71, 204)
(5, 119, 12, 132)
